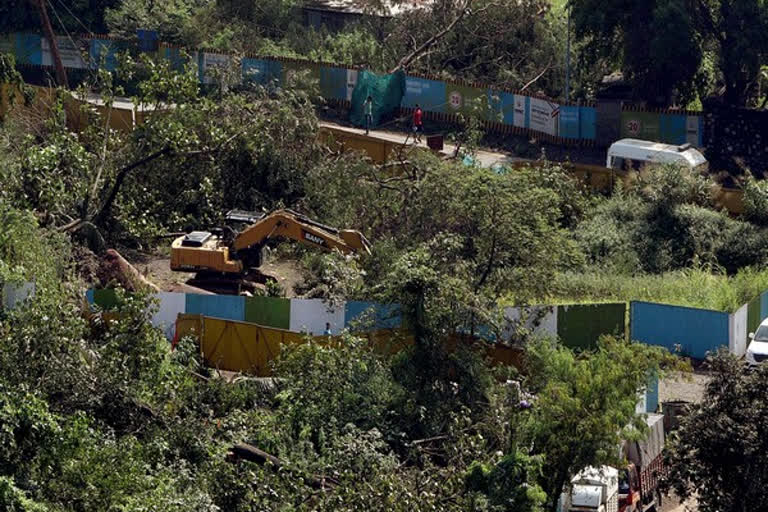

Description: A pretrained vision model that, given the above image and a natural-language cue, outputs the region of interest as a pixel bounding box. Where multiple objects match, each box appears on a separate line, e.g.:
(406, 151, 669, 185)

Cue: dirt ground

(659, 371, 709, 404)
(132, 250, 305, 297)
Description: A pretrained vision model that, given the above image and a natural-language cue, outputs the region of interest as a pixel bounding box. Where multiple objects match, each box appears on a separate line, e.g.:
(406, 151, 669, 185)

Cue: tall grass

(537, 267, 768, 312)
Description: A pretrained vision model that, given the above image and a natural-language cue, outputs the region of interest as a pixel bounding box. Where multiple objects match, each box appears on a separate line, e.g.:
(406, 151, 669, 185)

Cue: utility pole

(564, 5, 571, 103)
(31, 0, 69, 88)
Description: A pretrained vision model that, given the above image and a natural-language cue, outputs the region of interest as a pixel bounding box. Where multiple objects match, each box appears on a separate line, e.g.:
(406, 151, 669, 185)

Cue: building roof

(303, 0, 431, 16)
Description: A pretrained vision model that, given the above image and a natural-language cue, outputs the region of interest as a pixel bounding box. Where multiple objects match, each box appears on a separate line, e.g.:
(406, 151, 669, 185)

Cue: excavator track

(186, 270, 278, 296)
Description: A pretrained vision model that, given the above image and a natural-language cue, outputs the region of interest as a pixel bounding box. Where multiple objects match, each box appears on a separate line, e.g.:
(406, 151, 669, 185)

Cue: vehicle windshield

(755, 325, 768, 341)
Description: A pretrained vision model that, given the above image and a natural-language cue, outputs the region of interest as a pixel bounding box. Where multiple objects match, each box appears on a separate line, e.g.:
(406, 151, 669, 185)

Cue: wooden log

(229, 442, 339, 489)
(102, 249, 161, 294)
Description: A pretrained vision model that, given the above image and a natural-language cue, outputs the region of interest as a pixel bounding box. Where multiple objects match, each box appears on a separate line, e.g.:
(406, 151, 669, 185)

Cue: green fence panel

(444, 83, 486, 116)
(93, 288, 118, 309)
(748, 295, 762, 337)
(244, 296, 291, 330)
(557, 303, 626, 350)
(620, 111, 661, 141)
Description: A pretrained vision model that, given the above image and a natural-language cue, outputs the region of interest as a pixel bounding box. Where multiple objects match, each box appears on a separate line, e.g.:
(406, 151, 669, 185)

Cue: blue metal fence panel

(319, 66, 348, 101)
(559, 106, 581, 139)
(493, 91, 515, 125)
(185, 293, 245, 322)
(90, 39, 127, 71)
(242, 58, 282, 84)
(16, 33, 42, 65)
(403, 76, 446, 112)
(579, 106, 596, 140)
(161, 47, 191, 72)
(660, 114, 687, 145)
(630, 301, 729, 360)
(344, 301, 402, 330)
(761, 291, 768, 322)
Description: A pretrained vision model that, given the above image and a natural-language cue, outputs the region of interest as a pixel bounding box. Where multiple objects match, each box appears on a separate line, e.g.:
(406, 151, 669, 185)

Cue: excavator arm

(171, 209, 370, 275)
(233, 209, 371, 256)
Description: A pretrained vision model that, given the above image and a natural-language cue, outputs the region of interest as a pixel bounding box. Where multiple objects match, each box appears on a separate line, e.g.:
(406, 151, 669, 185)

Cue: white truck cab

(606, 139, 707, 171)
(561, 466, 619, 512)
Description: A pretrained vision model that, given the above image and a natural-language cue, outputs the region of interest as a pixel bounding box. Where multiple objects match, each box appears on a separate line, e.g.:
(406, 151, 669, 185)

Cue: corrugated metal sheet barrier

(80, 286, 768, 365)
(3, 32, 706, 147)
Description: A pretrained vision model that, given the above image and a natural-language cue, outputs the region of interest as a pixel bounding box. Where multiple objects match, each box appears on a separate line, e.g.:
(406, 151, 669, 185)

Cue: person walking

(412, 104, 424, 142)
(363, 95, 373, 134)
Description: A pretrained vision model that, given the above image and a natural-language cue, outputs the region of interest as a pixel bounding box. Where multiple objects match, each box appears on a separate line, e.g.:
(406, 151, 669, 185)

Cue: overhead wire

(52, 0, 94, 36)
(45, 0, 101, 85)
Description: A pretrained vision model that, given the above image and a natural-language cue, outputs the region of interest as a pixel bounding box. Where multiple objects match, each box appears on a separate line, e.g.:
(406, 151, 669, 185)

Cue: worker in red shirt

(412, 104, 424, 142)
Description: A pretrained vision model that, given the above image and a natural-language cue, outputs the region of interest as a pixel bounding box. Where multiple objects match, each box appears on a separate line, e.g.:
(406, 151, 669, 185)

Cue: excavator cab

(170, 209, 371, 275)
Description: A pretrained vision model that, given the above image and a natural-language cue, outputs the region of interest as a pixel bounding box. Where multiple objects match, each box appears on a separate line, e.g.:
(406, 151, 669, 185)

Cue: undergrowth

(537, 266, 768, 312)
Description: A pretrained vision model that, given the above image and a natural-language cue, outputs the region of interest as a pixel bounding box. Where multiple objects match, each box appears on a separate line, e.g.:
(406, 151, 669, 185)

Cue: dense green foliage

(571, 0, 768, 106)
(665, 352, 768, 512)
(0, 54, 761, 510)
(4, 0, 767, 105)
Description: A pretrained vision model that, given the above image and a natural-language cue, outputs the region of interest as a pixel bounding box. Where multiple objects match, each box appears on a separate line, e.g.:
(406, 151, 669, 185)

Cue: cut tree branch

(390, 0, 473, 73)
(92, 145, 173, 227)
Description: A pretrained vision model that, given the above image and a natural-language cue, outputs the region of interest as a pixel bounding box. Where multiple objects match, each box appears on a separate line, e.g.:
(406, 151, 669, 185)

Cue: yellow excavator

(170, 209, 371, 275)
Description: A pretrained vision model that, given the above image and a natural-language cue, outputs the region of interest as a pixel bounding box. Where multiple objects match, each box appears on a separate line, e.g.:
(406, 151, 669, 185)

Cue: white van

(606, 138, 707, 171)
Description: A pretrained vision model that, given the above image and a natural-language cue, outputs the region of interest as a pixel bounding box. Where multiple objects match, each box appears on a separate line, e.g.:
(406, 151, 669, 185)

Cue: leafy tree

(665, 351, 768, 511)
(694, 0, 768, 107)
(520, 336, 677, 512)
(571, 0, 768, 106)
(0, 0, 119, 34)
(570, 0, 704, 106)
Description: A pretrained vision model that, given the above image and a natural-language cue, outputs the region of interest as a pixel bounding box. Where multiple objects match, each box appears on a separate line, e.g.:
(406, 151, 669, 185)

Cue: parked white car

(746, 318, 768, 365)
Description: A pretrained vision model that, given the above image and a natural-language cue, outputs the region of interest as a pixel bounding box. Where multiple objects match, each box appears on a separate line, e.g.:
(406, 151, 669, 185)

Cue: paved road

(319, 121, 526, 169)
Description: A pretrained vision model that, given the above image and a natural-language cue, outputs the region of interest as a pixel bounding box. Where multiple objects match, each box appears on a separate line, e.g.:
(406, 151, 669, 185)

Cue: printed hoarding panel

(444, 83, 486, 116)
(559, 106, 580, 139)
(42, 37, 88, 69)
(403, 76, 446, 112)
(620, 111, 661, 141)
(529, 97, 559, 136)
(319, 66, 348, 101)
(513, 95, 527, 128)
